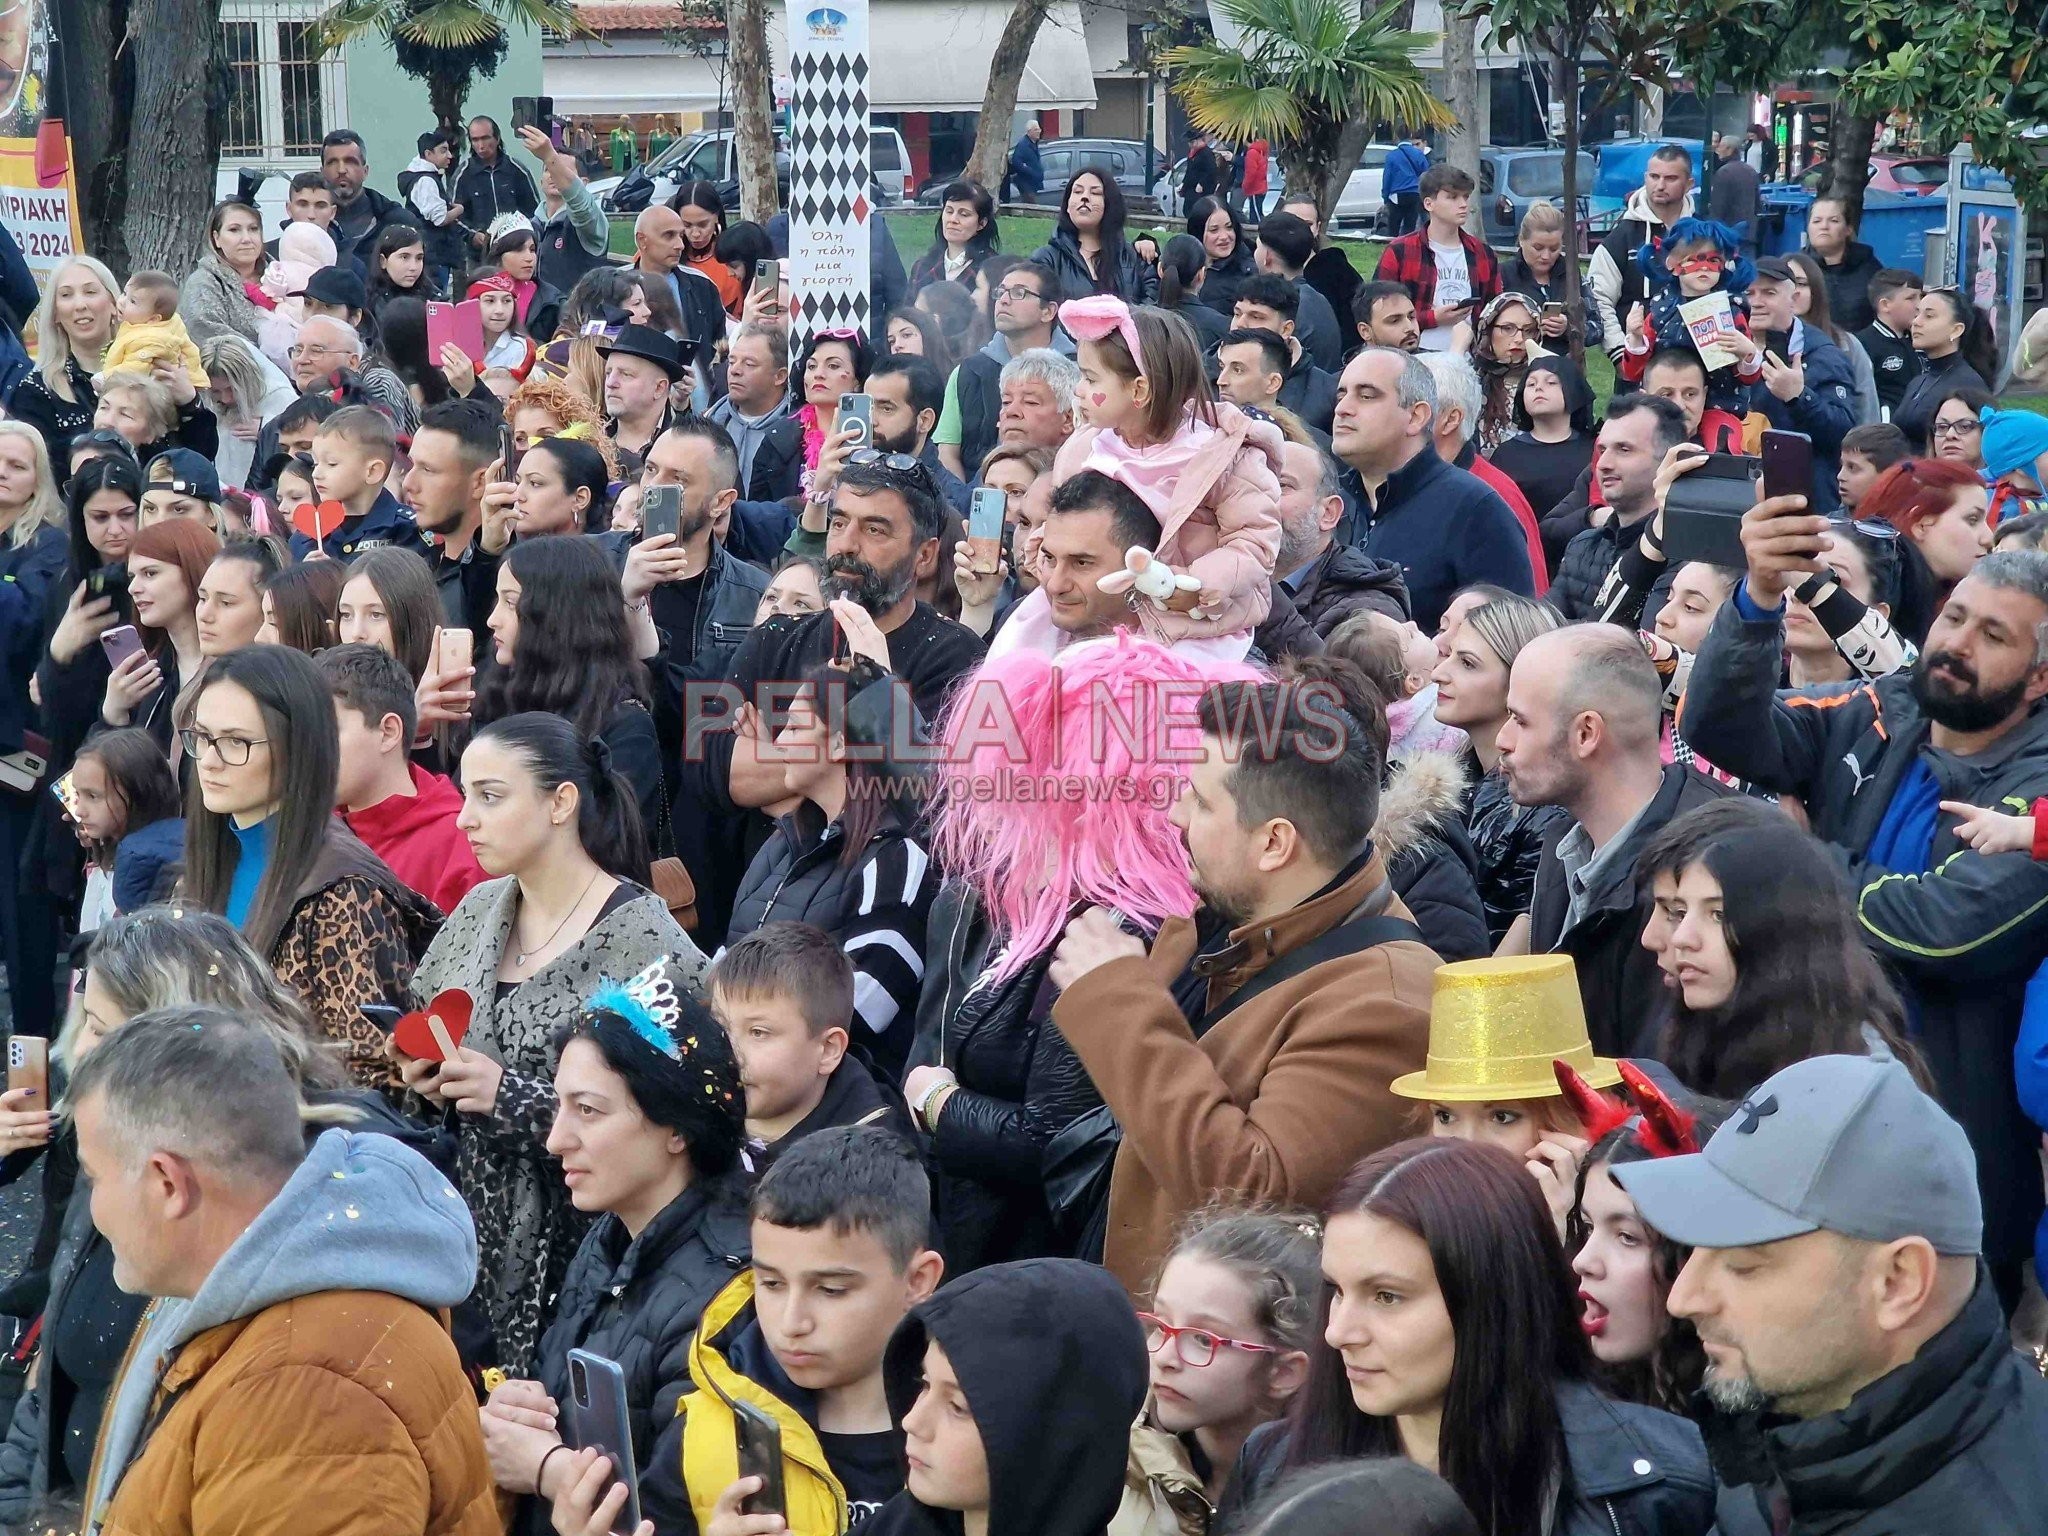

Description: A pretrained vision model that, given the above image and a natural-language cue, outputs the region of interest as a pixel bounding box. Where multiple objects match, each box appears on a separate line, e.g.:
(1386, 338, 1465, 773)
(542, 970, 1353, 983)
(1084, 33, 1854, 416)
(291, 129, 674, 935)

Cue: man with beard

(1683, 500, 2048, 1313)
(1046, 669, 1436, 1293)
(863, 356, 970, 516)
(1617, 1054, 2048, 1533)
(681, 456, 983, 944)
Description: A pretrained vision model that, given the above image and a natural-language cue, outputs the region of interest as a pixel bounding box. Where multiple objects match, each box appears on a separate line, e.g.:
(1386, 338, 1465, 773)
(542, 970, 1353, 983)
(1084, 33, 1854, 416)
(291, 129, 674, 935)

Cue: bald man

(1498, 622, 1733, 1050)
(632, 202, 725, 358)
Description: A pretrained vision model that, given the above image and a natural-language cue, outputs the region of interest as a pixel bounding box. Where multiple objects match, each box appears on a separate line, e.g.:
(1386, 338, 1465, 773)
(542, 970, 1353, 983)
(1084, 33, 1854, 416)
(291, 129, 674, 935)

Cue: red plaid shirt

(1373, 229, 1503, 331)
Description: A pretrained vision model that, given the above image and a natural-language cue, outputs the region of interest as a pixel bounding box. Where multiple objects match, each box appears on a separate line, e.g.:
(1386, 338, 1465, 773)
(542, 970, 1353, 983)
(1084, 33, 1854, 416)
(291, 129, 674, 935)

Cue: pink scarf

(796, 403, 826, 498)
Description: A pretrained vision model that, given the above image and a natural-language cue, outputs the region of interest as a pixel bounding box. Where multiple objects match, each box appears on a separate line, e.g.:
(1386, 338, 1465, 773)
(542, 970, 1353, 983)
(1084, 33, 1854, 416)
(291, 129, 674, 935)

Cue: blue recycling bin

(1759, 187, 1937, 273)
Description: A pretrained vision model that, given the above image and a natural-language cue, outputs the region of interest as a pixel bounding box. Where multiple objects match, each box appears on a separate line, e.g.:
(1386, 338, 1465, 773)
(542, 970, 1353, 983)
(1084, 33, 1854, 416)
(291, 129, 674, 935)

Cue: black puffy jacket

(1197, 242, 1257, 317)
(1700, 1272, 2048, 1535)
(527, 1177, 751, 1536)
(907, 884, 1105, 1273)
(1552, 512, 1651, 624)
(1464, 760, 1568, 947)
(1028, 229, 1159, 307)
(1229, 1380, 1714, 1536)
(1378, 751, 1490, 963)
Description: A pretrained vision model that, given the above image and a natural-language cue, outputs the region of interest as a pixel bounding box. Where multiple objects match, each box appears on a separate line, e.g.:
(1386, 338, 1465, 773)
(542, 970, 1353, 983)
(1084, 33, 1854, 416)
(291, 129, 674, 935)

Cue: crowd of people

(0, 117, 2043, 1536)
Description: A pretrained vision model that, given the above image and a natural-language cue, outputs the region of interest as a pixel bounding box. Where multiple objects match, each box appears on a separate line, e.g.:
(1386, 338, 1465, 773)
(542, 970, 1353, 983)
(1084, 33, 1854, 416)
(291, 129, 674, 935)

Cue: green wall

(342, 25, 546, 188)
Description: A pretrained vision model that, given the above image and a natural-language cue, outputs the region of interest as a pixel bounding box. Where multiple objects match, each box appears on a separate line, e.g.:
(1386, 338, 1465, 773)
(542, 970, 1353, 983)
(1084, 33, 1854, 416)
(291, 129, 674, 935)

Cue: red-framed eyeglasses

(1137, 1312, 1281, 1368)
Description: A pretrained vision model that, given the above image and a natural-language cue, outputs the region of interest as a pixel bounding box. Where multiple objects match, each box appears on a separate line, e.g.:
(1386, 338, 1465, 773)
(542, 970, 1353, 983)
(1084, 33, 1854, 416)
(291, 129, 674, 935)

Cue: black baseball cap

(292, 267, 369, 311)
(144, 448, 222, 504)
(1752, 256, 1797, 285)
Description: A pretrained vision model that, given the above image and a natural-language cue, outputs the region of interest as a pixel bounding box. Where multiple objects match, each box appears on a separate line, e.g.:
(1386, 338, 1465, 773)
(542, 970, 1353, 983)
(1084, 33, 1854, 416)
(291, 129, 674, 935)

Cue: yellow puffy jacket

(680, 1271, 850, 1536)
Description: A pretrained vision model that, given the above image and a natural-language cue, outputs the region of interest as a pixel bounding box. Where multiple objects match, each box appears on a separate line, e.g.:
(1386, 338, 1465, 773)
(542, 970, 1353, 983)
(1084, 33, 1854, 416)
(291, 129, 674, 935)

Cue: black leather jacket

(1465, 759, 1568, 946)
(1028, 229, 1159, 306)
(908, 883, 1104, 1273)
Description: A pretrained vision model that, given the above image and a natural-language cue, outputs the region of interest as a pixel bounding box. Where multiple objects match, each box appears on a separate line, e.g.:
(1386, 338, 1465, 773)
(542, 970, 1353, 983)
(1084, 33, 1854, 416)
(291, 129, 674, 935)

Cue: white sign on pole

(785, 1, 871, 348)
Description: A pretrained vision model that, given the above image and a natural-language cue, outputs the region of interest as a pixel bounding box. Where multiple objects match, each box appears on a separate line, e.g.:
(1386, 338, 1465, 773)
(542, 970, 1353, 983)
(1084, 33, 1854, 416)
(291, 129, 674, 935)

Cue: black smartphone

(511, 95, 555, 138)
(1760, 429, 1814, 504)
(565, 1351, 642, 1535)
(1661, 452, 1760, 570)
(732, 1400, 788, 1520)
(85, 563, 131, 622)
(359, 1003, 402, 1034)
(641, 484, 682, 542)
(498, 423, 519, 481)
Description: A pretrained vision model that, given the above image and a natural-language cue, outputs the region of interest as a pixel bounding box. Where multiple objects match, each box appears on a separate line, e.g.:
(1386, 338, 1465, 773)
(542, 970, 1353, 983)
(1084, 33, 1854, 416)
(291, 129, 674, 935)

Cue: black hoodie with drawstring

(863, 1259, 1149, 1536)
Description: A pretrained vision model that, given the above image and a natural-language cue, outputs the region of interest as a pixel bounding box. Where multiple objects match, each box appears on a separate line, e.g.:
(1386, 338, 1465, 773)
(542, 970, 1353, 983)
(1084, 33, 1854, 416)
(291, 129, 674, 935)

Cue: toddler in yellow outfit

(98, 270, 209, 388)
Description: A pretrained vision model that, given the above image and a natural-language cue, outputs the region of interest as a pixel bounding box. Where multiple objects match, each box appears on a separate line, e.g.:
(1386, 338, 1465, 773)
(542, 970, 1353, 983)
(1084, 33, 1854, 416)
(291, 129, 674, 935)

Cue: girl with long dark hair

(1186, 195, 1253, 316)
(1785, 250, 1879, 426)
(67, 727, 184, 924)
(366, 225, 439, 318)
(180, 644, 439, 1085)
(193, 537, 282, 658)
(1565, 1077, 1734, 1417)
(403, 710, 704, 1374)
(1489, 356, 1595, 540)
(725, 654, 933, 1084)
(910, 180, 1001, 298)
(505, 435, 612, 540)
(491, 226, 564, 343)
(1637, 813, 1925, 1100)
(477, 535, 661, 835)
(1031, 168, 1157, 305)
(256, 559, 346, 654)
(1232, 1138, 1714, 1536)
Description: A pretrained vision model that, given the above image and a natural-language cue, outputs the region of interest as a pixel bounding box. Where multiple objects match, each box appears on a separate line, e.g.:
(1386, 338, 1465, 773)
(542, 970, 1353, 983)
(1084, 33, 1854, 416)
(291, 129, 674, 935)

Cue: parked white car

(1328, 142, 1398, 231)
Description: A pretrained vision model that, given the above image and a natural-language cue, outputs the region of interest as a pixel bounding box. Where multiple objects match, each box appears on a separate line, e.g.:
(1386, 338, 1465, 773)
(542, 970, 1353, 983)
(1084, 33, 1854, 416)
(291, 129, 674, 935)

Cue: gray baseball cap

(1613, 1054, 1981, 1256)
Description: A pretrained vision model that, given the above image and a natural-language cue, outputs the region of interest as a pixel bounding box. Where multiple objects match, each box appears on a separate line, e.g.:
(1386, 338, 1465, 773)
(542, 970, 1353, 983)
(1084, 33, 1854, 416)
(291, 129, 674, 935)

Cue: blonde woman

(0, 419, 72, 1026)
(199, 333, 299, 490)
(9, 254, 119, 469)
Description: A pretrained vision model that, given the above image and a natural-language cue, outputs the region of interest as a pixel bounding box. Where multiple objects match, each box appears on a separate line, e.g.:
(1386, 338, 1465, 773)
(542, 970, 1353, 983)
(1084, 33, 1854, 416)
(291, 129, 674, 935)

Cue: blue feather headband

(585, 958, 683, 1060)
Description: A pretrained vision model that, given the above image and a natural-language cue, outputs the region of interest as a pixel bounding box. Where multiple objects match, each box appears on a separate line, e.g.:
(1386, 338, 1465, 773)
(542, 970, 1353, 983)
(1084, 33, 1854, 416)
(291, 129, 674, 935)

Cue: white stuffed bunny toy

(1097, 546, 1202, 607)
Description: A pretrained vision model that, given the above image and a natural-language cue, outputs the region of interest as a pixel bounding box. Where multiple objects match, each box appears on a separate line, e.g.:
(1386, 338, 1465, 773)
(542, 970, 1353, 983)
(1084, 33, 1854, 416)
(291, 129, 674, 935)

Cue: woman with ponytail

(403, 709, 707, 1376)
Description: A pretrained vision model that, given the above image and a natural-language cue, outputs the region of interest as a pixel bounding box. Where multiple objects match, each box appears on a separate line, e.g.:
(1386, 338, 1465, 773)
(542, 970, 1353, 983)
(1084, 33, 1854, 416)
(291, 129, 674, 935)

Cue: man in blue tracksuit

(1681, 524, 2048, 1314)
(1381, 130, 1430, 237)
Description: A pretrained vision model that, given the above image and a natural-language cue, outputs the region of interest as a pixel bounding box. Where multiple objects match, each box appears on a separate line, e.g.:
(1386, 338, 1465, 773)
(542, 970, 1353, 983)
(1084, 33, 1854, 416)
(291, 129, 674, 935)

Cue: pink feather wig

(931, 632, 1263, 984)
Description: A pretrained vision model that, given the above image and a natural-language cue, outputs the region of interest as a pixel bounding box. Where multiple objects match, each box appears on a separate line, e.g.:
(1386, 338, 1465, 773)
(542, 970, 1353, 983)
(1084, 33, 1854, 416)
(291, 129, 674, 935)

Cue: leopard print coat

(271, 874, 437, 1092)
(410, 876, 708, 1376)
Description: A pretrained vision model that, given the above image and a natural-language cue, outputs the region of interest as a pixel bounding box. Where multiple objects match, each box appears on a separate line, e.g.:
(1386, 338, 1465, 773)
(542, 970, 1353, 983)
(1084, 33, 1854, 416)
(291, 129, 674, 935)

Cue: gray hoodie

(86, 1128, 478, 1527)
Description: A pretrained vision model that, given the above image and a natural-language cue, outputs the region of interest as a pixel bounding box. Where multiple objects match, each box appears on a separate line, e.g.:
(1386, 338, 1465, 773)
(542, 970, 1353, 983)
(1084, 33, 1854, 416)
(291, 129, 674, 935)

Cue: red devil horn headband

(1617, 1060, 1700, 1157)
(1552, 1060, 1634, 1143)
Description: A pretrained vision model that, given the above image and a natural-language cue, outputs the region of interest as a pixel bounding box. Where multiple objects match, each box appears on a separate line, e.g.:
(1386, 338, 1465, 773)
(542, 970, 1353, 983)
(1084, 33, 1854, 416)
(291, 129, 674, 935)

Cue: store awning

(862, 0, 1098, 111)
(547, 43, 729, 115)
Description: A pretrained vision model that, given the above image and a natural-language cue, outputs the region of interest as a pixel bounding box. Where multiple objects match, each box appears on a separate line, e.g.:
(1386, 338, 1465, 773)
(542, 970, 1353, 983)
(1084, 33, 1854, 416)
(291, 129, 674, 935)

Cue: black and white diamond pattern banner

(785, 0, 871, 350)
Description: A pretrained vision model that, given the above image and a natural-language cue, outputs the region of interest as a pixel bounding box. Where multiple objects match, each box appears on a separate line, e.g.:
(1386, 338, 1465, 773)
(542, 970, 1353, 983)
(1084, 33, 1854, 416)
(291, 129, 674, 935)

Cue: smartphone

(100, 624, 145, 671)
(437, 627, 473, 678)
(510, 95, 555, 137)
(641, 484, 683, 543)
(1542, 300, 1566, 317)
(498, 423, 519, 482)
(967, 486, 1006, 571)
(1661, 452, 1761, 570)
(427, 300, 487, 365)
(359, 1003, 402, 1035)
(1760, 429, 1814, 504)
(7, 1036, 47, 1104)
(565, 1351, 642, 1536)
(732, 1400, 788, 1521)
(839, 393, 872, 449)
(49, 769, 77, 820)
(752, 258, 780, 297)
(85, 562, 130, 617)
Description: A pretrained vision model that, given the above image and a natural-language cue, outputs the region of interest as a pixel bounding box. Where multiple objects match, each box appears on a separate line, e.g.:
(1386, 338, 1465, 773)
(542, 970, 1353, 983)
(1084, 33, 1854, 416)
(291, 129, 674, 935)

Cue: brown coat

(1050, 854, 1436, 1295)
(91, 1290, 497, 1536)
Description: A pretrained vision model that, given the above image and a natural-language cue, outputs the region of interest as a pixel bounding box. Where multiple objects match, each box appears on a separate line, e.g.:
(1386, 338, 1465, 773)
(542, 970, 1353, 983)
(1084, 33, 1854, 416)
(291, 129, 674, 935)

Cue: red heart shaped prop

(290, 500, 348, 540)
(393, 988, 474, 1063)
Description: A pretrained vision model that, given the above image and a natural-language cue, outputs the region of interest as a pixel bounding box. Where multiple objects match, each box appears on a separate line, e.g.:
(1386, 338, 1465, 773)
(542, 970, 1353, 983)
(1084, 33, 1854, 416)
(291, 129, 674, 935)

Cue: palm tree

(314, 0, 575, 147)
(1163, 0, 1452, 229)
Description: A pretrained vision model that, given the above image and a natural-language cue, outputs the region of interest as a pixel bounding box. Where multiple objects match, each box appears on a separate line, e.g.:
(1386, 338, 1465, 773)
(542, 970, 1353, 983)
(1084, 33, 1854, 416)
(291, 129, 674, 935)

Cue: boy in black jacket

(712, 921, 913, 1165)
(1856, 268, 1924, 419)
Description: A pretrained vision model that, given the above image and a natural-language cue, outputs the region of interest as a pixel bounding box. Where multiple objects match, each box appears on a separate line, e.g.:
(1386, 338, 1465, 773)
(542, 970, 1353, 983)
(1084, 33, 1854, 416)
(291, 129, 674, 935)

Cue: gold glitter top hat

(1390, 955, 1622, 1102)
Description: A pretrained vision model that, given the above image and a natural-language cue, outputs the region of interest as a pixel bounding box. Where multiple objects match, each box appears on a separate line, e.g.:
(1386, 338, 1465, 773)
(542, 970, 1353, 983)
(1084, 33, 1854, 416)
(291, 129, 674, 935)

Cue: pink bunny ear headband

(1060, 295, 1146, 378)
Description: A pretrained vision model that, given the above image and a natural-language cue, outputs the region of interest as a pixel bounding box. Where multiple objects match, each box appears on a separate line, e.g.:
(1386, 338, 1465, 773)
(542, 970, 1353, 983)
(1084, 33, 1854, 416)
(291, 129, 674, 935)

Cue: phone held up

(641, 484, 683, 544)
(1760, 429, 1814, 506)
(1660, 451, 1760, 571)
(565, 1350, 642, 1535)
(966, 486, 1005, 572)
(7, 1035, 47, 1104)
(511, 95, 556, 139)
(839, 393, 872, 450)
(733, 1400, 789, 1521)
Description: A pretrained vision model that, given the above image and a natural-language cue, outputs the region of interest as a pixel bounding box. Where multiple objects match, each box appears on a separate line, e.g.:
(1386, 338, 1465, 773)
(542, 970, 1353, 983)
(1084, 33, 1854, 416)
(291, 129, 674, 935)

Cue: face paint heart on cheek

(1090, 391, 1108, 408)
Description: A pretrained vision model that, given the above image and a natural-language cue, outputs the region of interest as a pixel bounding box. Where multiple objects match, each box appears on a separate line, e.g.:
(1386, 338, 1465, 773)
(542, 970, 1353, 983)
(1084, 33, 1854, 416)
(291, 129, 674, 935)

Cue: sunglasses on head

(846, 447, 938, 491)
